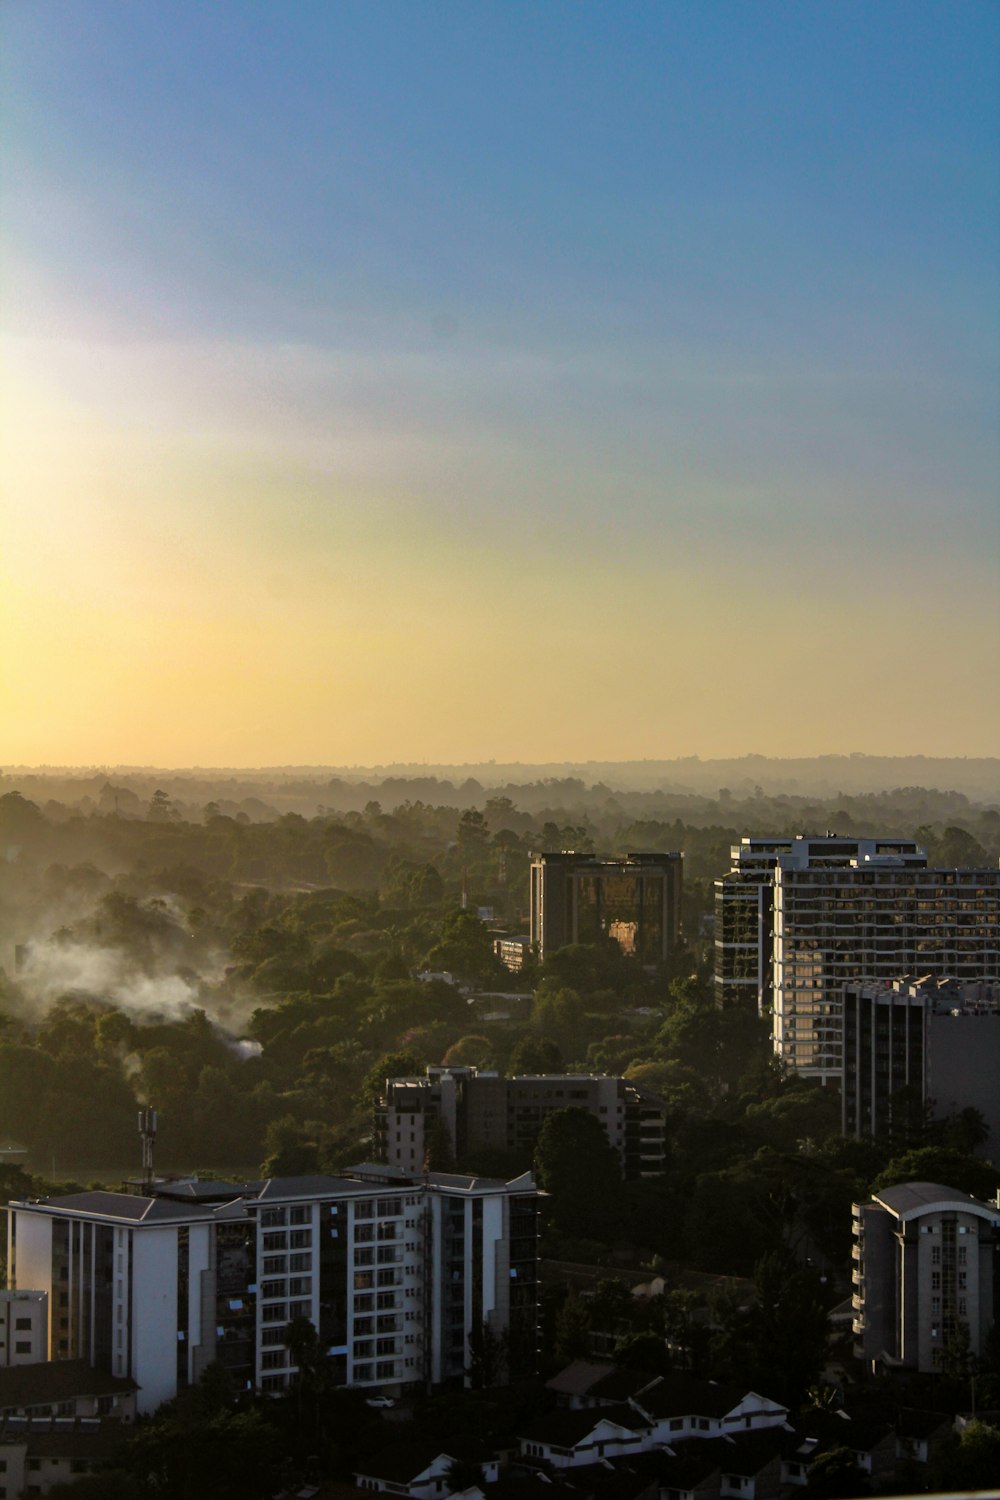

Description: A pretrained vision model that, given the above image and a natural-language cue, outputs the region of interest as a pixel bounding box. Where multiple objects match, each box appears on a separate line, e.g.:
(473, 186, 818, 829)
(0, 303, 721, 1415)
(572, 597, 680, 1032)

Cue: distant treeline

(4, 753, 1000, 811)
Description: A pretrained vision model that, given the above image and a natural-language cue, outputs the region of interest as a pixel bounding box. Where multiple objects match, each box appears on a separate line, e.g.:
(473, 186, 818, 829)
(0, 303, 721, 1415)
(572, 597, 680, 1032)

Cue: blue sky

(2, 1, 998, 764)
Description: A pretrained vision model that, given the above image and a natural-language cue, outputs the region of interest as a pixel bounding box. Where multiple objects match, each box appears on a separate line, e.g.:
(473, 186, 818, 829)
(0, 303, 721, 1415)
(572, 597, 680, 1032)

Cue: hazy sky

(2, 1, 998, 767)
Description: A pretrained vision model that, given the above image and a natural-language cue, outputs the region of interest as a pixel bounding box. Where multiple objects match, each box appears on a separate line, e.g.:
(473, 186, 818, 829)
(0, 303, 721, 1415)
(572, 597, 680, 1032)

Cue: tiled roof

(0, 1360, 136, 1411)
(628, 1375, 757, 1421)
(520, 1405, 647, 1447)
(545, 1361, 618, 1397)
(356, 1439, 493, 1484)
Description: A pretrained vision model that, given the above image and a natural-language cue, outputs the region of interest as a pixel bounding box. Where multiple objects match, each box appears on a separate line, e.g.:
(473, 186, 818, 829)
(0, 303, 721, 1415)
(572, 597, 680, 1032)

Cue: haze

(2, 1, 998, 766)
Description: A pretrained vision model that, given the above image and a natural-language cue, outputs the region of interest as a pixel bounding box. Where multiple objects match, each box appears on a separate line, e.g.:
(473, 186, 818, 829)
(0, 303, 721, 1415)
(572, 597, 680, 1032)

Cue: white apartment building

(715, 836, 1000, 1086)
(5, 1165, 540, 1413)
(852, 1181, 1000, 1373)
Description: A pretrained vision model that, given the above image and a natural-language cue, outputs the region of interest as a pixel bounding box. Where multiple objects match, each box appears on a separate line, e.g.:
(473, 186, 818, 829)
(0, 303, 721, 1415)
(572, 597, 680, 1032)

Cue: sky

(2, 0, 998, 767)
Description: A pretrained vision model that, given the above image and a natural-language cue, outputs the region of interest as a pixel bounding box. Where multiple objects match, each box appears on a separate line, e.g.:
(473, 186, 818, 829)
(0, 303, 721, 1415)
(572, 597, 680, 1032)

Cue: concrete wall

(131, 1228, 179, 1413)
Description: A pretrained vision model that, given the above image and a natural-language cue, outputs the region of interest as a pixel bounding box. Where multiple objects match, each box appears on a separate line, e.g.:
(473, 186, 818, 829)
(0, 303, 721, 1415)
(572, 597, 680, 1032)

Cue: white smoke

(16, 939, 203, 1023)
(230, 1038, 263, 1060)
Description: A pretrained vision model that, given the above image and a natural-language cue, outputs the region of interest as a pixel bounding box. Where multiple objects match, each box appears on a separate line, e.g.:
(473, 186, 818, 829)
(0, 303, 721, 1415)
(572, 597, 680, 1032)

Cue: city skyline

(2, 1, 998, 766)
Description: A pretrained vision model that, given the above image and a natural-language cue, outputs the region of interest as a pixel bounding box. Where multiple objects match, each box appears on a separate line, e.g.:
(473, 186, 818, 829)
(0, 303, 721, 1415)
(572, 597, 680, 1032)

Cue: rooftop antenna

(138, 1106, 157, 1191)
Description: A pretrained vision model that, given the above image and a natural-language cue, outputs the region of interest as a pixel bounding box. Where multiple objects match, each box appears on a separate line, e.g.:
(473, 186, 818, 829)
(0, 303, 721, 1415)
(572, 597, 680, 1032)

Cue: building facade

(5, 1165, 540, 1413)
(376, 1067, 669, 1179)
(0, 1289, 48, 1367)
(842, 976, 1000, 1141)
(715, 836, 1000, 1087)
(852, 1181, 1000, 1373)
(530, 852, 682, 964)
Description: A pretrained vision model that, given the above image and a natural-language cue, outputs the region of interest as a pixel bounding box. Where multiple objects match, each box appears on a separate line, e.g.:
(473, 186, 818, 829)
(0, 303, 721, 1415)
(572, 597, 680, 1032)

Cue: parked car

(365, 1395, 396, 1409)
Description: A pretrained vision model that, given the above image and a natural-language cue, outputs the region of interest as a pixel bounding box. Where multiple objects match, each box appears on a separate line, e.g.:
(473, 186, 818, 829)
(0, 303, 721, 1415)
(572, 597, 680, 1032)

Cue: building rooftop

(0, 1359, 136, 1412)
(873, 1181, 999, 1221)
(520, 1404, 646, 1447)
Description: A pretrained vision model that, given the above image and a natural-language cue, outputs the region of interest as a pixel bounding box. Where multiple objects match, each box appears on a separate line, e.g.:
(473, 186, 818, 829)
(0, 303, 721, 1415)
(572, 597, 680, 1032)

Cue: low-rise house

(895, 1407, 953, 1466)
(628, 1375, 789, 1442)
(0, 1414, 127, 1496)
(545, 1364, 651, 1411)
(355, 1441, 500, 1498)
(518, 1408, 652, 1468)
(0, 1360, 137, 1422)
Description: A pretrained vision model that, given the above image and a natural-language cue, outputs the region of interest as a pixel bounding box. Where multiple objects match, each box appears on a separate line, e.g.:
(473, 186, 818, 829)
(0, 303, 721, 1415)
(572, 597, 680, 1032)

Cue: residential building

(5, 1165, 540, 1412)
(0, 1290, 47, 1366)
(0, 1359, 137, 1498)
(530, 853, 682, 964)
(376, 1068, 669, 1179)
(842, 976, 1000, 1140)
(714, 837, 797, 1010)
(852, 1181, 1000, 1373)
(714, 835, 1000, 1086)
(494, 935, 533, 972)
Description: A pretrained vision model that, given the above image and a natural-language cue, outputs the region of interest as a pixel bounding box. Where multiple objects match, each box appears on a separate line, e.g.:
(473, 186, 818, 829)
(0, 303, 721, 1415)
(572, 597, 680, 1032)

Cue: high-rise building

(714, 838, 796, 1009)
(842, 976, 1000, 1141)
(852, 1182, 1000, 1373)
(5, 1165, 540, 1412)
(376, 1066, 669, 1179)
(530, 852, 682, 964)
(715, 836, 1000, 1086)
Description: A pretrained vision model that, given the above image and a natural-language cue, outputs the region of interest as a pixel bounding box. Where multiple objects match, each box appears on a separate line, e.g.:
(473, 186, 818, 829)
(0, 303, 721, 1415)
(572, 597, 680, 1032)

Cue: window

(932, 1272, 941, 1290)
(290, 1206, 310, 1224)
(290, 1230, 310, 1249)
(14, 1318, 31, 1331)
(15, 1341, 31, 1355)
(261, 1350, 285, 1370)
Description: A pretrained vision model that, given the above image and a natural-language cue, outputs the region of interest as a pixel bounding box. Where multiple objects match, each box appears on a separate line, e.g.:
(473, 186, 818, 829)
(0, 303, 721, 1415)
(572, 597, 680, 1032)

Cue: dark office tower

(529, 851, 682, 963)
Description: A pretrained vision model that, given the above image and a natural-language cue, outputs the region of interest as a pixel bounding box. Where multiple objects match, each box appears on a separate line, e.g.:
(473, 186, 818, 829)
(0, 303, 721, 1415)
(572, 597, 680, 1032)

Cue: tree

(441, 1035, 493, 1068)
(467, 1320, 508, 1389)
(803, 1446, 869, 1497)
(554, 1291, 591, 1365)
(928, 1420, 1000, 1491)
(872, 1147, 999, 1202)
(508, 1035, 563, 1075)
(710, 1250, 829, 1408)
(260, 1116, 320, 1178)
(534, 1109, 624, 1241)
(613, 1330, 672, 1375)
(362, 1049, 424, 1105)
(423, 1114, 456, 1171)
